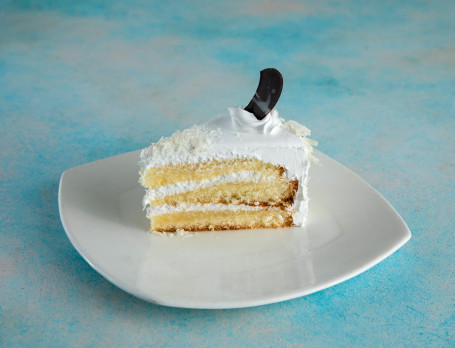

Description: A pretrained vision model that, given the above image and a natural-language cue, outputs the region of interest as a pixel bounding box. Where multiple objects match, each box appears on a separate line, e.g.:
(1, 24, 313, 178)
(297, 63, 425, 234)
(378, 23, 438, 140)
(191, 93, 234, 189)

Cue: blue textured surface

(1, 0, 454, 346)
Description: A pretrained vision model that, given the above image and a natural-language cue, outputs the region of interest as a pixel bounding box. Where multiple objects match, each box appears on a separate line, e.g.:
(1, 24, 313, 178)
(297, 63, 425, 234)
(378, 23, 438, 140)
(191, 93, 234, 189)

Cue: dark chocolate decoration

(245, 68, 283, 120)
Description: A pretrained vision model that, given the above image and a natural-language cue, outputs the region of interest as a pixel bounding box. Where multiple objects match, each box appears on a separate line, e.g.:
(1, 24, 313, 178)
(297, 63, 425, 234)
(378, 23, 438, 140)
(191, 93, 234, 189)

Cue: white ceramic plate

(59, 149, 410, 309)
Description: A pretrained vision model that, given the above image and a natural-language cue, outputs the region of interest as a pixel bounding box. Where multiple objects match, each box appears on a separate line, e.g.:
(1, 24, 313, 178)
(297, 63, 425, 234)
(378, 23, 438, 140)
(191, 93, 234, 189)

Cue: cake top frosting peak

(229, 107, 282, 134)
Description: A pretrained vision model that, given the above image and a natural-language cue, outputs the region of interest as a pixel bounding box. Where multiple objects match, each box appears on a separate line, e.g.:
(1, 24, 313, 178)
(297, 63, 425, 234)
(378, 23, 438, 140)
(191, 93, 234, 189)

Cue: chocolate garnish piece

(245, 68, 283, 120)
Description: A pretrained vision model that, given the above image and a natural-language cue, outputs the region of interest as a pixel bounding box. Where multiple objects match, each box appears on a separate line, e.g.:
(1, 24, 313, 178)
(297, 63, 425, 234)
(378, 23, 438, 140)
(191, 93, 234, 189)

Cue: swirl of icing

(228, 107, 282, 134)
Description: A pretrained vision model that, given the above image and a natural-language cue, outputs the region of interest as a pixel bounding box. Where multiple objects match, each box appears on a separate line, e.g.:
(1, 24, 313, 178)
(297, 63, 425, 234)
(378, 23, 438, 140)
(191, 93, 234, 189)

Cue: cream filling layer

(146, 203, 293, 218)
(142, 171, 280, 208)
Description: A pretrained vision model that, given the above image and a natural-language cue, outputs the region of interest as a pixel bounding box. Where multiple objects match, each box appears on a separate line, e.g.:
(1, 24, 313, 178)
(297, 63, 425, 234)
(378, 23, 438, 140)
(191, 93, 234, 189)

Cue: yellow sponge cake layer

(151, 208, 293, 232)
(149, 180, 298, 207)
(141, 158, 285, 189)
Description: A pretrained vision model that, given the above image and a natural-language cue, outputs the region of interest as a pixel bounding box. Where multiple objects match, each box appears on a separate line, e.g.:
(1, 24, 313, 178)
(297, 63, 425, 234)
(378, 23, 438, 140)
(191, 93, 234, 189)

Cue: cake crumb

(151, 229, 195, 238)
(176, 229, 195, 238)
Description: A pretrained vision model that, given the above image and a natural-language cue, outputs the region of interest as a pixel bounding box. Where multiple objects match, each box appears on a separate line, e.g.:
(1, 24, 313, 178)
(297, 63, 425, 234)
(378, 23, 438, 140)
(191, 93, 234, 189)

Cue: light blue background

(1, 0, 454, 346)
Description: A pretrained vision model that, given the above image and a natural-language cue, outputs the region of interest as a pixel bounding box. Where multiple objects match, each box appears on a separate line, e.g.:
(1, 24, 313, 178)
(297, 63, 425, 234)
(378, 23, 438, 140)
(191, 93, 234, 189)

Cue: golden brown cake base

(152, 208, 294, 232)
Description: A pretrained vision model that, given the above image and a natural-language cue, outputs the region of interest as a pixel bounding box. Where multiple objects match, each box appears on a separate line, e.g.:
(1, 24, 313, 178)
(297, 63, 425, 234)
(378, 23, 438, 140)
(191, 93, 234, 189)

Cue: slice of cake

(138, 69, 316, 232)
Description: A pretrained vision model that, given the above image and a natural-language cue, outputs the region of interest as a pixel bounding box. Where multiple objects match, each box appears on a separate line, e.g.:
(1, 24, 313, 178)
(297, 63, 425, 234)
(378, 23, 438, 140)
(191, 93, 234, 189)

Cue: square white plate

(58, 149, 410, 309)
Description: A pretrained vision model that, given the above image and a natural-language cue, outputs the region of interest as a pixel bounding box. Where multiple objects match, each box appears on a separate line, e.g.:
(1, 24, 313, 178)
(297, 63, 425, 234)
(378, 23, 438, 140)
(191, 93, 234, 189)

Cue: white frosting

(139, 125, 221, 169)
(229, 107, 282, 134)
(139, 107, 315, 226)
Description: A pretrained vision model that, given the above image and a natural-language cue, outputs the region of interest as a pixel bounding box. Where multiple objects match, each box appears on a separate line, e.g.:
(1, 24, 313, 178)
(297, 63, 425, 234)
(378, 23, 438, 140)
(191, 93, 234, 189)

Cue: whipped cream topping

(229, 107, 282, 134)
(139, 125, 221, 170)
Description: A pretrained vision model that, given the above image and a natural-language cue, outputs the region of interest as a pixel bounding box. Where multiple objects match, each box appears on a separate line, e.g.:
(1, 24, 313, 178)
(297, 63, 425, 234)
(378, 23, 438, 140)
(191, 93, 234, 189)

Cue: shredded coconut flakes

(281, 120, 319, 163)
(139, 125, 221, 170)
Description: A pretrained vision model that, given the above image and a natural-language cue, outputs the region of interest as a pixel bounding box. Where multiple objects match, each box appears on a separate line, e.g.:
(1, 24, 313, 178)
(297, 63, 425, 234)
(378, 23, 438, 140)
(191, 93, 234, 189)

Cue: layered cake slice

(138, 69, 316, 232)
